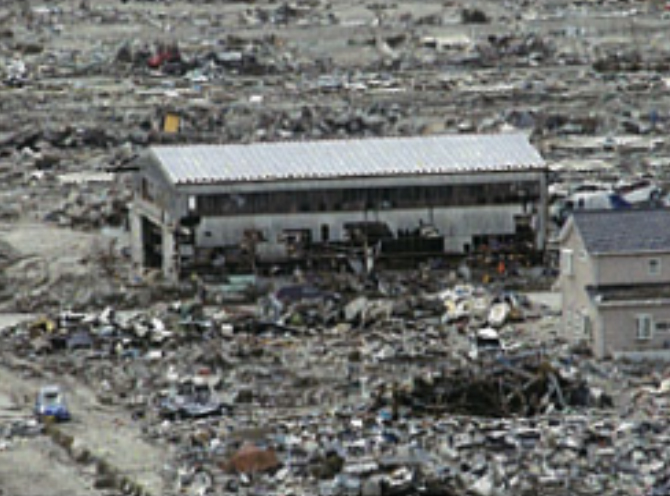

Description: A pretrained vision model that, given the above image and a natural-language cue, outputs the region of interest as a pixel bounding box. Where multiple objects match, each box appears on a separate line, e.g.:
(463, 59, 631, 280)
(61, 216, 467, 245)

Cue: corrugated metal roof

(574, 209, 670, 254)
(150, 133, 545, 186)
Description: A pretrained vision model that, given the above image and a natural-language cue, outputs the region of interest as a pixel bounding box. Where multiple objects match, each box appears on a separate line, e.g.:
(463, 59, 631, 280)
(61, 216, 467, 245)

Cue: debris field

(1, 1, 670, 496)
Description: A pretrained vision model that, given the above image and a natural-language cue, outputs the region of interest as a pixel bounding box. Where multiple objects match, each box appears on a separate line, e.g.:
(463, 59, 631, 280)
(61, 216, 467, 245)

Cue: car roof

(40, 385, 63, 394)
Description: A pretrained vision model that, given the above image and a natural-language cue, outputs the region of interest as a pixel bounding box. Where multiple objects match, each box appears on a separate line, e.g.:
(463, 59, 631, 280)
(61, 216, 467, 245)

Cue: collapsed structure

(131, 134, 547, 279)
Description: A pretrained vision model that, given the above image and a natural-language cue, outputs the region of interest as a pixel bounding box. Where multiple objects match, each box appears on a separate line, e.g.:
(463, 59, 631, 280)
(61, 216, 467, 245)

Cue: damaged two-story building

(130, 133, 547, 280)
(560, 209, 670, 359)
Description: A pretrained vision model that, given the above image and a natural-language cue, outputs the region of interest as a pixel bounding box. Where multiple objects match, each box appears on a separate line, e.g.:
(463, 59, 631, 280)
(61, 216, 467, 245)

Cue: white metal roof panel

(150, 133, 545, 186)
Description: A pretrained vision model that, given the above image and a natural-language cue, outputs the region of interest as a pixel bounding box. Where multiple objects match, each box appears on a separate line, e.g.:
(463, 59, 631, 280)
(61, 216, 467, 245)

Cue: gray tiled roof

(150, 133, 544, 185)
(574, 209, 670, 254)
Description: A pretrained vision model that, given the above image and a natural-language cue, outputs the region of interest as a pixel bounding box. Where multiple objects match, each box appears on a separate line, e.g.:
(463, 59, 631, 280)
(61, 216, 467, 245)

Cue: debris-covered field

(3, 0, 670, 495)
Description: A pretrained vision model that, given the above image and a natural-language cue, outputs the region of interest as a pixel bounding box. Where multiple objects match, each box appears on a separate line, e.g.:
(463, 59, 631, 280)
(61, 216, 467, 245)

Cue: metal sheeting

(151, 134, 545, 186)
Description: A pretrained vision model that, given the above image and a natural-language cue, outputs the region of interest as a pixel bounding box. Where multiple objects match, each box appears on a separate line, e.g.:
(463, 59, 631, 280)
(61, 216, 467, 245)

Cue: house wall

(560, 223, 597, 344)
(599, 304, 670, 358)
(560, 212, 670, 359)
(560, 222, 670, 356)
(596, 253, 670, 286)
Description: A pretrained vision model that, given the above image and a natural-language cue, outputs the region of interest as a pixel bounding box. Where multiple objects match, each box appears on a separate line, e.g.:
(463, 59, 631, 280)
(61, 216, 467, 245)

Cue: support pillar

(162, 225, 177, 282)
(129, 207, 145, 269)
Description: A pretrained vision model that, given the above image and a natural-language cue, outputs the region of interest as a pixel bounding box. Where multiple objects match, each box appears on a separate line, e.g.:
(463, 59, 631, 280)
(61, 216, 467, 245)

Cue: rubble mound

(404, 357, 604, 418)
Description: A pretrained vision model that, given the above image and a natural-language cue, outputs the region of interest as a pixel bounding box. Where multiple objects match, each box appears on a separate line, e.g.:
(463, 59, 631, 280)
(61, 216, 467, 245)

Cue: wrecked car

(159, 378, 224, 420)
(468, 328, 506, 361)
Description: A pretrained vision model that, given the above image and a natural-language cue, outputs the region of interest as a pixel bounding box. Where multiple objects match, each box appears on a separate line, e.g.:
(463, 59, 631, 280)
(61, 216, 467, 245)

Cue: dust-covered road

(0, 354, 169, 495)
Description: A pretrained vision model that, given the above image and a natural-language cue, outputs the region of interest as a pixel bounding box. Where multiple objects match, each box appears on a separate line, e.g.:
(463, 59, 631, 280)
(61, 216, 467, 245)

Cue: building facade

(130, 134, 547, 280)
(560, 209, 670, 359)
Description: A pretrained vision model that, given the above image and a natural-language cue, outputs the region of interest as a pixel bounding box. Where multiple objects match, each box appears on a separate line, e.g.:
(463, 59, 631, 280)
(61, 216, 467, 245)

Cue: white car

(616, 179, 662, 205)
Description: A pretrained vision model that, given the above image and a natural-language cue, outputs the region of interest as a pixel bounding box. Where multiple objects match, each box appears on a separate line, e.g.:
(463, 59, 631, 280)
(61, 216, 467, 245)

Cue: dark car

(159, 379, 224, 420)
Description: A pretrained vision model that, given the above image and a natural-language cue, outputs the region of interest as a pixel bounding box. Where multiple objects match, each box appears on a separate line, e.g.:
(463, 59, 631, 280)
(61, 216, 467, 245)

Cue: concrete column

(162, 225, 177, 282)
(129, 206, 145, 269)
(536, 171, 548, 250)
(595, 311, 606, 359)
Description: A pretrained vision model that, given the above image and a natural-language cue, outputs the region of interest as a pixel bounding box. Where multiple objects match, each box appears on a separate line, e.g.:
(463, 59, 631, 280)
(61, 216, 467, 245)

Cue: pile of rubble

(0, 1, 667, 175)
(0, 274, 663, 495)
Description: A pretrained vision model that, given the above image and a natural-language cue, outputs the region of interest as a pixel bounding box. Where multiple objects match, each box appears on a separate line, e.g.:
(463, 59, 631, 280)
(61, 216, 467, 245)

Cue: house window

(649, 258, 661, 276)
(636, 314, 654, 341)
(561, 249, 574, 276)
(579, 249, 587, 261)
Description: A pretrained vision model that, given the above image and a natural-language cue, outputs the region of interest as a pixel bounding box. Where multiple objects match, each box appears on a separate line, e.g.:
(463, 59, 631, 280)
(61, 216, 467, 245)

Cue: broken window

(190, 180, 542, 217)
(636, 314, 654, 341)
(141, 178, 154, 202)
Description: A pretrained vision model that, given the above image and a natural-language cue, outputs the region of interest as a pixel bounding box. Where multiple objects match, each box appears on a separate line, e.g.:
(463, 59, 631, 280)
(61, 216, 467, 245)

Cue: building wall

(598, 304, 670, 358)
(130, 160, 181, 279)
(133, 158, 182, 216)
(171, 170, 545, 221)
(560, 223, 597, 345)
(182, 171, 545, 251)
(537, 171, 548, 249)
(174, 170, 546, 196)
(595, 253, 670, 286)
(193, 204, 526, 254)
(592, 253, 670, 357)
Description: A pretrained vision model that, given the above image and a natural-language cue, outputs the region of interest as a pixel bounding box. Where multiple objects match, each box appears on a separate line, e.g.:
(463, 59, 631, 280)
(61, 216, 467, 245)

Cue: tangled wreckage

(131, 134, 548, 279)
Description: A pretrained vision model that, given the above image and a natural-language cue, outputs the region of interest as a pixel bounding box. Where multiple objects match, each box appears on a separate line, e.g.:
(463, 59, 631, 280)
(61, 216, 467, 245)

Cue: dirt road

(0, 355, 170, 495)
(0, 436, 100, 496)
